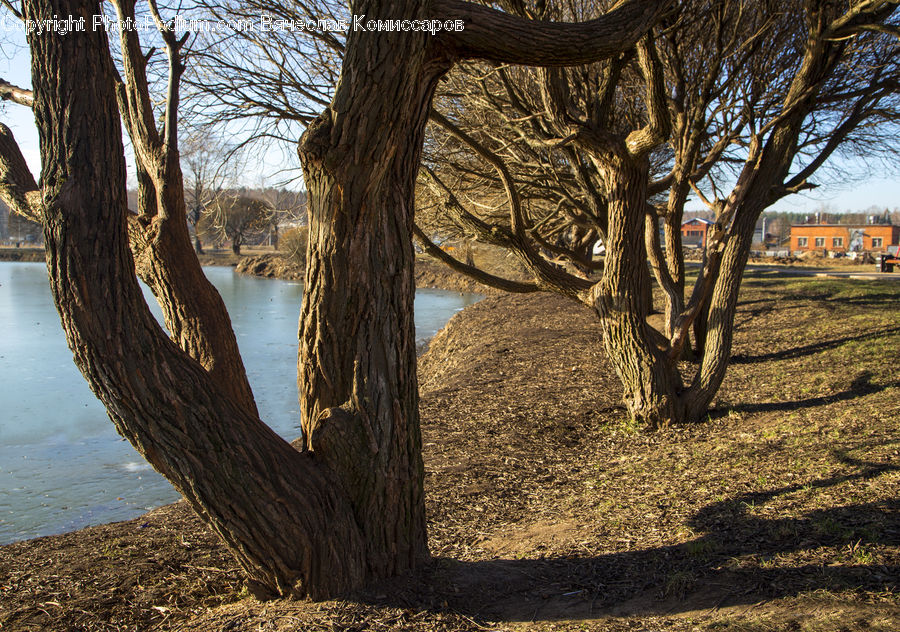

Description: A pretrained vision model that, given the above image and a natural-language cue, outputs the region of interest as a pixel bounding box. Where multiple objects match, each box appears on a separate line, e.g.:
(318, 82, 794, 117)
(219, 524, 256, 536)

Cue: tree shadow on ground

(709, 371, 900, 419)
(361, 456, 899, 623)
(731, 327, 900, 364)
(708, 373, 898, 417)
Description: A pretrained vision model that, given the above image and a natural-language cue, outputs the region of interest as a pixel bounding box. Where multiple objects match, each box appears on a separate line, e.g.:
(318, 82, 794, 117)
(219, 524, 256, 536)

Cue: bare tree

(416, 0, 900, 424)
(200, 194, 273, 254)
(181, 131, 238, 253)
(15, 0, 671, 600)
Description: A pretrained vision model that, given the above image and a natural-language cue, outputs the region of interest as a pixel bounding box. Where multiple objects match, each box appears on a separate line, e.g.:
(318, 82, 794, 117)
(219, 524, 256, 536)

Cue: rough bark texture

(112, 0, 258, 416)
(26, 0, 365, 600)
(134, 189, 259, 416)
(297, 0, 449, 579)
(439, 0, 669, 65)
(592, 157, 682, 426)
(20, 0, 678, 600)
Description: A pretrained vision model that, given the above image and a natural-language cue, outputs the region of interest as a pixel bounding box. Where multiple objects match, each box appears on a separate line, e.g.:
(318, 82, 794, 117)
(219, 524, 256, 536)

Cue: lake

(0, 262, 480, 545)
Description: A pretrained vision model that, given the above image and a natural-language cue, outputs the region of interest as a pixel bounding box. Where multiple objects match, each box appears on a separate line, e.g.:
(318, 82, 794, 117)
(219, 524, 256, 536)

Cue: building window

(797, 237, 808, 247)
(832, 237, 844, 248)
(872, 237, 883, 248)
(815, 237, 825, 247)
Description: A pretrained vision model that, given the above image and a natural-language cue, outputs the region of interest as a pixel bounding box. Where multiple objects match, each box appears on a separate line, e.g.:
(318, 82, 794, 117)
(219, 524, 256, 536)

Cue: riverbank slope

(1, 274, 898, 631)
(235, 251, 523, 295)
(0, 247, 515, 293)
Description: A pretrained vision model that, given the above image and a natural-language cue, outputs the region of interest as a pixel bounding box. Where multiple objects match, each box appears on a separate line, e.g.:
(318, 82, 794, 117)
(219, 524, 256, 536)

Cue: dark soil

(1, 274, 898, 631)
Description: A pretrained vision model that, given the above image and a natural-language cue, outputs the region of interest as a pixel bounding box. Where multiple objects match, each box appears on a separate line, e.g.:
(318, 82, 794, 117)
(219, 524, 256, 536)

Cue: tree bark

(682, 204, 756, 419)
(297, 0, 449, 578)
(137, 177, 258, 416)
(112, 0, 259, 416)
(22, 0, 676, 600)
(26, 0, 366, 600)
(592, 157, 682, 426)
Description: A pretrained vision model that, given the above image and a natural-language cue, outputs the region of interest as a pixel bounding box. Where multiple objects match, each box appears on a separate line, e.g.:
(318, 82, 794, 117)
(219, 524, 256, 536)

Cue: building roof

(682, 218, 715, 226)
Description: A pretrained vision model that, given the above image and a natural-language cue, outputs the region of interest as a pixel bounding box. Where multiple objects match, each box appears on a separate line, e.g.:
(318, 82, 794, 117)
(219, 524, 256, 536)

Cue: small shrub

(278, 226, 309, 265)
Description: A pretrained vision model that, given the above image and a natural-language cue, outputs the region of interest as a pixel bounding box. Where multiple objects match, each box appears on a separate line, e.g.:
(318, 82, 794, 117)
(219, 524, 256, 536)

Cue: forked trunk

(682, 204, 758, 420)
(126, 121, 255, 415)
(26, 0, 413, 599)
(133, 163, 258, 415)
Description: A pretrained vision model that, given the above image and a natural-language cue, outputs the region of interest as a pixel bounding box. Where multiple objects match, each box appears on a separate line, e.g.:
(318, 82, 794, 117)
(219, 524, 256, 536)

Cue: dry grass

(1, 272, 898, 631)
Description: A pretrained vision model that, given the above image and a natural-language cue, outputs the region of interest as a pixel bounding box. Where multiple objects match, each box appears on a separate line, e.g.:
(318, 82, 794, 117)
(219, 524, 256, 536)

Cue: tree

(16, 0, 671, 600)
(181, 132, 238, 254)
(188, 0, 899, 426)
(415, 0, 900, 424)
(200, 194, 273, 254)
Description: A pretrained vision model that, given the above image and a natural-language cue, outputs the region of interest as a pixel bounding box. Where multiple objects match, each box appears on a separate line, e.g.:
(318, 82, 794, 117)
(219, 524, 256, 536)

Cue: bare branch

(412, 224, 541, 294)
(0, 123, 41, 223)
(436, 0, 673, 66)
(0, 78, 34, 108)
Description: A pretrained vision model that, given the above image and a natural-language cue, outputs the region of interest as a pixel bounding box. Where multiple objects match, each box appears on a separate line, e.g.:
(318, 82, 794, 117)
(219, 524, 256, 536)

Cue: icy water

(0, 262, 480, 544)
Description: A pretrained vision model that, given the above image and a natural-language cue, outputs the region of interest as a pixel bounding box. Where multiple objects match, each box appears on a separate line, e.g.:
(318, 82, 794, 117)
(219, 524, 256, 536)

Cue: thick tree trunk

(27, 0, 367, 600)
(592, 158, 683, 426)
(297, 1, 448, 578)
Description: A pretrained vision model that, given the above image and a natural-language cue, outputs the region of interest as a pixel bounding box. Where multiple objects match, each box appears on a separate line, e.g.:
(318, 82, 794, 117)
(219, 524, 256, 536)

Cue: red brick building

(790, 223, 899, 254)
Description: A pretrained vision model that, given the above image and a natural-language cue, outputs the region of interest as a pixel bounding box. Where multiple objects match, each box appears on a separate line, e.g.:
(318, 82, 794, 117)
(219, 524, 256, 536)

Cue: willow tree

(416, 0, 900, 425)
(18, 0, 670, 599)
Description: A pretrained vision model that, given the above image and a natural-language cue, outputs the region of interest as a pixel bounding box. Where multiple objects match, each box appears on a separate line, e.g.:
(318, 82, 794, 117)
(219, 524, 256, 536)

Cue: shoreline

(234, 252, 510, 295)
(0, 248, 504, 294)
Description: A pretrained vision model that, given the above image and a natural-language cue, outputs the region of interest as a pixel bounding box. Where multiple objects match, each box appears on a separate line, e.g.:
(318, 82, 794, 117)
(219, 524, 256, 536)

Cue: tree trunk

(592, 157, 683, 425)
(297, 0, 449, 578)
(140, 177, 258, 416)
(121, 95, 255, 413)
(682, 201, 758, 420)
(26, 0, 372, 600)
(662, 187, 686, 336)
(232, 238, 241, 255)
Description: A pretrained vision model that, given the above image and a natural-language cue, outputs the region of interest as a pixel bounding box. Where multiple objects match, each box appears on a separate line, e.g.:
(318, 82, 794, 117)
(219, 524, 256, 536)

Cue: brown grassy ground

(1, 272, 898, 631)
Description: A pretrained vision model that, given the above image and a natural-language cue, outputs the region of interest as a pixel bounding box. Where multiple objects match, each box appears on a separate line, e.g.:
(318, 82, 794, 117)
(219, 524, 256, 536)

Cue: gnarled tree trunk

(129, 162, 258, 415)
(26, 0, 368, 600)
(297, 1, 450, 578)
(23, 0, 672, 599)
(592, 157, 683, 426)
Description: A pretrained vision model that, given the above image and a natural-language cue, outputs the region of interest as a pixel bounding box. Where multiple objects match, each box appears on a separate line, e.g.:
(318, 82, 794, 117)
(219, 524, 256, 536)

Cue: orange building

(681, 218, 714, 248)
(790, 223, 899, 254)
